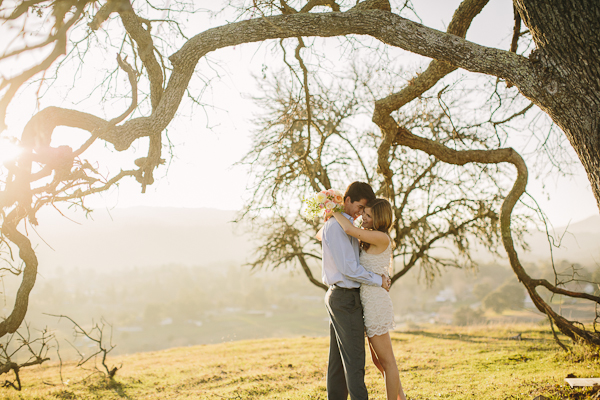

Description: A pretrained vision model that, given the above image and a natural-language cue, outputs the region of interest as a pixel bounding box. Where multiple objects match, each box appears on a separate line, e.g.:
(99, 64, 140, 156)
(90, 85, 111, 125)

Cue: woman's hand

(331, 212, 342, 219)
(381, 274, 391, 291)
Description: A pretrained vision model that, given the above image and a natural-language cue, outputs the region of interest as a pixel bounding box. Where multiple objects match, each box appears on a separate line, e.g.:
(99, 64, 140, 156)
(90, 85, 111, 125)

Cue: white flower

(302, 188, 345, 221)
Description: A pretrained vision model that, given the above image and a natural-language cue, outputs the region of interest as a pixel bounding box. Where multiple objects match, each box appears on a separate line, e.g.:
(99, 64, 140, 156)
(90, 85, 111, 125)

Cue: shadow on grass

(400, 330, 546, 343)
(108, 380, 131, 399)
(87, 379, 131, 399)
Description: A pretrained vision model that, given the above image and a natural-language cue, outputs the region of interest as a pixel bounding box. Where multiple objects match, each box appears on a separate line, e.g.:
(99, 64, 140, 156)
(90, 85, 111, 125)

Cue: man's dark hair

(344, 181, 375, 204)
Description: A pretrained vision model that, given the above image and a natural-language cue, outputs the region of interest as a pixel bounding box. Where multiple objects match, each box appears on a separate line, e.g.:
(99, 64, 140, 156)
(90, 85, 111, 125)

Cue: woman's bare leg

(369, 333, 407, 400)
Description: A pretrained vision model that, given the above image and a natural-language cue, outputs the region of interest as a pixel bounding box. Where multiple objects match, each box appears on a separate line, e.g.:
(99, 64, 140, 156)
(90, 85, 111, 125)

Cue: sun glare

(0, 138, 22, 165)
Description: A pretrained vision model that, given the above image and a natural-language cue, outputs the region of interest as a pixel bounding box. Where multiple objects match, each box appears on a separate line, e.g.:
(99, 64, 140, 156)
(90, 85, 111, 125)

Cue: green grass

(3, 323, 600, 399)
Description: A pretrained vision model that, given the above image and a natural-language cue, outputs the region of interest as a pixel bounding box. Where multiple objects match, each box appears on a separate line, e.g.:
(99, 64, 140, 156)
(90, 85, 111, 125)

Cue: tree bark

(0, 209, 38, 337)
(99, 8, 529, 150)
(514, 0, 600, 212)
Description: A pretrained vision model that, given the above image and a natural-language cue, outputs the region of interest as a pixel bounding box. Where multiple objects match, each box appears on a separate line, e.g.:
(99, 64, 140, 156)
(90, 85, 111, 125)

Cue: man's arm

(325, 221, 383, 287)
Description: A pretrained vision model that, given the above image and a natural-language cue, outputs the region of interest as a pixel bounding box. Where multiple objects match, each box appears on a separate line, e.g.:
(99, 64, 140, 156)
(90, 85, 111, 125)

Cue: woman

(332, 198, 407, 400)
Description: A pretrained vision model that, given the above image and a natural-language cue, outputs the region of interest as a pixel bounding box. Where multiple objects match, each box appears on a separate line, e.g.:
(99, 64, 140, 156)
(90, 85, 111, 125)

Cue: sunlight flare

(0, 137, 22, 164)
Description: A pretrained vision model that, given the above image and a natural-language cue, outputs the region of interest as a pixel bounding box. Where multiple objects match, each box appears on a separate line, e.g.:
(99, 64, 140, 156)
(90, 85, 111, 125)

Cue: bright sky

(2, 0, 598, 228)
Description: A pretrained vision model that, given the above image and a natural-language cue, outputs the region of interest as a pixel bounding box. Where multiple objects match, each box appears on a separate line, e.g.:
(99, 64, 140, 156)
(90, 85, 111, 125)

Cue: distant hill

(27, 207, 600, 270)
(31, 207, 254, 270)
(520, 215, 600, 266)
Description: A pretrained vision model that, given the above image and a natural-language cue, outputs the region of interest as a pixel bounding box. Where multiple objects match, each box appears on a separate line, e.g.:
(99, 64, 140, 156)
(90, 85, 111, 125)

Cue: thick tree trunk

(514, 0, 600, 212)
(0, 208, 38, 337)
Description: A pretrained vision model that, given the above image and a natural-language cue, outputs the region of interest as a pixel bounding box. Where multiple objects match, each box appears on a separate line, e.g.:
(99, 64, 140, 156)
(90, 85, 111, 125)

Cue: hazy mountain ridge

(29, 207, 600, 271)
(32, 206, 253, 270)
(521, 215, 600, 266)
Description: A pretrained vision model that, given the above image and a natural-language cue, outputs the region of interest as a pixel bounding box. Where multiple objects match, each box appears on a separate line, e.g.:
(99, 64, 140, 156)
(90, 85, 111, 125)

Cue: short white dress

(360, 238, 396, 337)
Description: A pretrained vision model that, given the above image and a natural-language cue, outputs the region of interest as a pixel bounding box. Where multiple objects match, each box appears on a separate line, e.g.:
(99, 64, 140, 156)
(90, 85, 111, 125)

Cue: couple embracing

(317, 182, 407, 400)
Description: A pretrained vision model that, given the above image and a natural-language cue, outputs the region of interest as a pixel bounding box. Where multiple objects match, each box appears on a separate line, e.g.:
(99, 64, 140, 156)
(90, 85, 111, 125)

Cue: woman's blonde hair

(361, 198, 394, 251)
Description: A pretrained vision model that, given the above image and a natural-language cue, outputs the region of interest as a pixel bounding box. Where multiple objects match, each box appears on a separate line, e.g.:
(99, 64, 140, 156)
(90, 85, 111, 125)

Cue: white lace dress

(360, 239, 395, 337)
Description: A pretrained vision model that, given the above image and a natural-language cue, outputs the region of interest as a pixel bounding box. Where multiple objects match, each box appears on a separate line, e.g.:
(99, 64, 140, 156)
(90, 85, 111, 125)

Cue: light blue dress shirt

(321, 213, 383, 288)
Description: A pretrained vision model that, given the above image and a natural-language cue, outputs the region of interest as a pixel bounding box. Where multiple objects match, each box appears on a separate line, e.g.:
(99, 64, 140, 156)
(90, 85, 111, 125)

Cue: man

(321, 182, 391, 400)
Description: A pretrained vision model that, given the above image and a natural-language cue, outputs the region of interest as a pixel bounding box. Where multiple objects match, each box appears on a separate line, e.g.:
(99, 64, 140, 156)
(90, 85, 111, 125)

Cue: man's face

(344, 197, 369, 219)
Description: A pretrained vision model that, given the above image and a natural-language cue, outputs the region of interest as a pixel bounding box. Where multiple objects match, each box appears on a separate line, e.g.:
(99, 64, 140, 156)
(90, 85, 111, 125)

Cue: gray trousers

(325, 286, 368, 400)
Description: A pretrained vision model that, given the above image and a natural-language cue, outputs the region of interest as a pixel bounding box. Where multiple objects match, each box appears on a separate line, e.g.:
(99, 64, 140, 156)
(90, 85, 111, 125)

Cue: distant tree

(473, 282, 494, 302)
(241, 68, 511, 289)
(453, 305, 485, 326)
(482, 291, 506, 313)
(592, 268, 600, 296)
(143, 304, 165, 326)
(482, 281, 525, 313)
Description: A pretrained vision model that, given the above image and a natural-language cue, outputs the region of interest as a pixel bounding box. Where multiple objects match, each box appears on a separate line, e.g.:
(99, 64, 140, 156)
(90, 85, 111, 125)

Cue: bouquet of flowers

(303, 189, 345, 220)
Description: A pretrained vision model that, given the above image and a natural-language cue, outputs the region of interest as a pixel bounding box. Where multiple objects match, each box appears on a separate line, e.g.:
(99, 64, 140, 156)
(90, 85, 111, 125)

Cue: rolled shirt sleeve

(322, 217, 382, 288)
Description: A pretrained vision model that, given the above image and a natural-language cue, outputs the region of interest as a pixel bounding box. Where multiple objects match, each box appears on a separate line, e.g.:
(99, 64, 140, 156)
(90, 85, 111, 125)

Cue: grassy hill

(5, 323, 600, 399)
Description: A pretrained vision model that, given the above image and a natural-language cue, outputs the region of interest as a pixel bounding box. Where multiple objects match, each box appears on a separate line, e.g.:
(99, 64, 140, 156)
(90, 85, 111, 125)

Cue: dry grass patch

(0, 324, 597, 399)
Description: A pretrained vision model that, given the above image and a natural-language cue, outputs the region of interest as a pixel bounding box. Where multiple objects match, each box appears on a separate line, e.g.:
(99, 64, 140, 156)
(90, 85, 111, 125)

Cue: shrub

(482, 281, 525, 313)
(453, 305, 485, 326)
(473, 282, 493, 301)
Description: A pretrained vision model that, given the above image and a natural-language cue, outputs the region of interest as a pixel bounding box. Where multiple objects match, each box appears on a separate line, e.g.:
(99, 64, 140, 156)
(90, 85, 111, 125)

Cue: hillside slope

(6, 324, 598, 400)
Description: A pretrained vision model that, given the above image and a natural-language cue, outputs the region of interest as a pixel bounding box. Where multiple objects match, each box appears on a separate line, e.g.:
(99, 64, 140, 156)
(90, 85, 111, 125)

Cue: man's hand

(381, 274, 391, 291)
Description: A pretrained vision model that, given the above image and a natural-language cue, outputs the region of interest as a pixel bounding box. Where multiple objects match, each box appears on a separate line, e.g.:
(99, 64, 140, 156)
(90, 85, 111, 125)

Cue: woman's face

(362, 207, 374, 229)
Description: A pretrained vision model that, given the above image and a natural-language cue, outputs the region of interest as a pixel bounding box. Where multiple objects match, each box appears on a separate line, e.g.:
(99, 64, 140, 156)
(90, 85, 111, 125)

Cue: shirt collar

(342, 212, 353, 222)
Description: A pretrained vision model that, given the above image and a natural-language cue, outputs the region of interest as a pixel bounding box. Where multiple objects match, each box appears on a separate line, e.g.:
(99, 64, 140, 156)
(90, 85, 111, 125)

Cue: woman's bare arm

(332, 212, 388, 247)
(315, 226, 324, 241)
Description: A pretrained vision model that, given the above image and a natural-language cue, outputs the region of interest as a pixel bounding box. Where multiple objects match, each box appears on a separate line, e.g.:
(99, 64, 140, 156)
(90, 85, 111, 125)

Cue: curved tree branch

(100, 6, 534, 152)
(118, 7, 164, 110)
(0, 0, 88, 131)
(0, 209, 38, 337)
(393, 125, 600, 346)
(374, 0, 490, 117)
